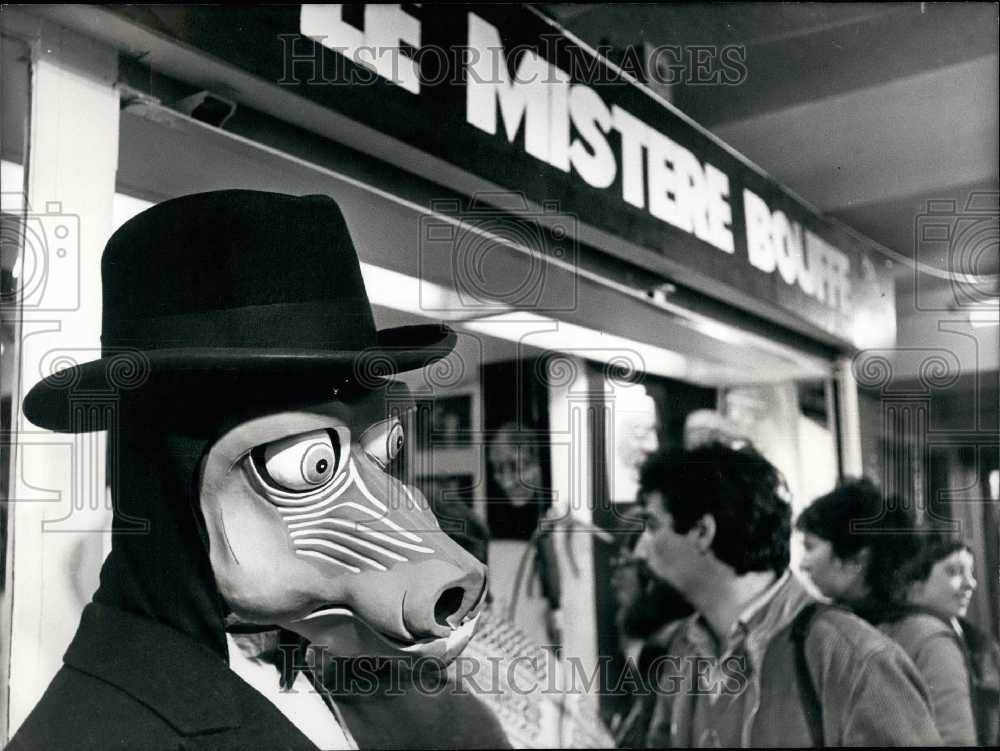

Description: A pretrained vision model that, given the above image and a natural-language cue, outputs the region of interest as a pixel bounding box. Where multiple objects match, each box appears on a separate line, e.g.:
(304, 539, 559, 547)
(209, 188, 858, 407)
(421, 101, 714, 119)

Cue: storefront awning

(34, 3, 896, 352)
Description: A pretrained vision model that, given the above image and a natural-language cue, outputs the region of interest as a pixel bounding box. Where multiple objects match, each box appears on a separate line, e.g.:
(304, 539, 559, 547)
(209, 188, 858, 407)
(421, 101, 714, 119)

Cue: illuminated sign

(111, 3, 892, 345)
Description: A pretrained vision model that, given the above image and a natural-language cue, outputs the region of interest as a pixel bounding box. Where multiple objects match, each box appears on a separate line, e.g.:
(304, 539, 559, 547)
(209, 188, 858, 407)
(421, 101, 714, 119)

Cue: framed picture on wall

(483, 358, 552, 540)
(416, 473, 475, 509)
(415, 394, 472, 450)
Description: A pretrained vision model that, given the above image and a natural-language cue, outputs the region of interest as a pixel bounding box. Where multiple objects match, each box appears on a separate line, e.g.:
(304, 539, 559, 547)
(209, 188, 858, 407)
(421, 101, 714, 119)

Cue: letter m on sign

(465, 13, 568, 165)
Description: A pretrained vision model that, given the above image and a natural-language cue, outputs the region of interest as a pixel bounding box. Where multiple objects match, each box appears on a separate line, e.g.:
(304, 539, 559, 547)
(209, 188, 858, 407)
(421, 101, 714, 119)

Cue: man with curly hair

(625, 444, 941, 747)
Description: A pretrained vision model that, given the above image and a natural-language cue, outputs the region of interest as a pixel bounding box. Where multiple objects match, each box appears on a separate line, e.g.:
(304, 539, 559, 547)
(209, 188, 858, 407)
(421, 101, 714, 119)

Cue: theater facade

(1, 5, 898, 742)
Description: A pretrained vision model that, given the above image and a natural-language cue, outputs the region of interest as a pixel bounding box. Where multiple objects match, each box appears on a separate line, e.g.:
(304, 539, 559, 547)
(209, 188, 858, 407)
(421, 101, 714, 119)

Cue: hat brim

(24, 324, 456, 433)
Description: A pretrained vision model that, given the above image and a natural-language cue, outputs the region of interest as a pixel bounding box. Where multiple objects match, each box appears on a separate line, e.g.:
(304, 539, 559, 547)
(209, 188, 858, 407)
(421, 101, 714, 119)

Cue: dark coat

(331, 664, 511, 749)
(7, 603, 320, 751)
(638, 574, 943, 747)
(856, 600, 1000, 746)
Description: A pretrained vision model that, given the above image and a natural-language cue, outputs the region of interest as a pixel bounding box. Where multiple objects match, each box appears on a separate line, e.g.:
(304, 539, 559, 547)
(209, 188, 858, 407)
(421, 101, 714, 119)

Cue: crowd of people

(610, 441, 999, 748)
(9, 188, 995, 751)
(797, 480, 999, 746)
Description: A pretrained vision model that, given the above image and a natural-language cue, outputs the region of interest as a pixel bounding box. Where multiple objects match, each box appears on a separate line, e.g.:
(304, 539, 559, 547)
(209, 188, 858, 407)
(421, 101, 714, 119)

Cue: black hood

(93, 416, 230, 660)
(89, 376, 403, 661)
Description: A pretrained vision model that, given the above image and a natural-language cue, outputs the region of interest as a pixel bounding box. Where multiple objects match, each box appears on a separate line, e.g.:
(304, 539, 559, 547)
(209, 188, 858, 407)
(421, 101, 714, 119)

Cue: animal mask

(200, 388, 488, 663)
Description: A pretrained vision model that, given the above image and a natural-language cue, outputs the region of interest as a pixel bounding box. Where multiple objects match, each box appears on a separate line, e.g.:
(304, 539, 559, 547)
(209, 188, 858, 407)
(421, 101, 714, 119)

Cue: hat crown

(101, 190, 376, 352)
(24, 189, 457, 432)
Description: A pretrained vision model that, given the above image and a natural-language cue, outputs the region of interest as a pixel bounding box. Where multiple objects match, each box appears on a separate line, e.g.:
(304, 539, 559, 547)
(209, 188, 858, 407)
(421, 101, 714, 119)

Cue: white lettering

(619, 108, 731, 253)
(466, 14, 565, 166)
(744, 189, 851, 313)
(301, 4, 421, 94)
(743, 189, 776, 272)
(705, 165, 734, 253)
(611, 105, 650, 209)
(548, 66, 572, 173)
(646, 129, 685, 229)
(772, 210, 801, 286)
(364, 5, 421, 94)
(805, 232, 851, 312)
(569, 84, 616, 188)
(302, 5, 364, 59)
(673, 142, 712, 244)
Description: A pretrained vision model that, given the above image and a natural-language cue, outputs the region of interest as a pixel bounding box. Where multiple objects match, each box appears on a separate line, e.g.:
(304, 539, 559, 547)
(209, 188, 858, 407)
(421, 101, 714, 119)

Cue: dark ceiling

(541, 2, 999, 288)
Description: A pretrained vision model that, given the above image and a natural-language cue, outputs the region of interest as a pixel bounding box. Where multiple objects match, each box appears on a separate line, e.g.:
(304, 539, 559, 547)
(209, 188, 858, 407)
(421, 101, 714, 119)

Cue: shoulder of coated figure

(894, 611, 956, 637)
(806, 605, 912, 664)
(883, 612, 961, 655)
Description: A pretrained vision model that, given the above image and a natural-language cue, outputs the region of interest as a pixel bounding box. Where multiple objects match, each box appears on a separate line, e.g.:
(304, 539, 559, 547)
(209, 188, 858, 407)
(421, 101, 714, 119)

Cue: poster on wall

(414, 394, 472, 450)
(415, 473, 475, 509)
(482, 358, 552, 540)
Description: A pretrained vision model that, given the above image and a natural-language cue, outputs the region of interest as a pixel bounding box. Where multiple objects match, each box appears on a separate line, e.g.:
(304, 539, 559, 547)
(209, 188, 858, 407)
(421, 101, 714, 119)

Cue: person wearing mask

(314, 496, 511, 749)
(8, 191, 488, 751)
(628, 446, 940, 747)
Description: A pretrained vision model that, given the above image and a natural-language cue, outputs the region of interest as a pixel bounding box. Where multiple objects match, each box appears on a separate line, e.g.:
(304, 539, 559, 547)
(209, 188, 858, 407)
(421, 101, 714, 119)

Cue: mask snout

(401, 557, 488, 640)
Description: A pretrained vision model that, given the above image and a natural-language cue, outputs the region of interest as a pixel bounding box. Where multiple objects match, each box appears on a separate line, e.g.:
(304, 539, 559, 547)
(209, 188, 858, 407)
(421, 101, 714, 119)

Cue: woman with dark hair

(795, 479, 906, 604)
(865, 536, 1000, 747)
(796, 481, 998, 746)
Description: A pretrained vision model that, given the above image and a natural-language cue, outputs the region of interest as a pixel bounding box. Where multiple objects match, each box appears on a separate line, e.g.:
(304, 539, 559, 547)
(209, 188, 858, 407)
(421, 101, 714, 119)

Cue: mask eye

(251, 429, 343, 493)
(361, 419, 404, 469)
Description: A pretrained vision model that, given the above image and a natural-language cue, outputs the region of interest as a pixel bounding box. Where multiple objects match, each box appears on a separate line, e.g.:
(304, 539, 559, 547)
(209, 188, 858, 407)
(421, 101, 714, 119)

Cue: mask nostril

(434, 587, 466, 629)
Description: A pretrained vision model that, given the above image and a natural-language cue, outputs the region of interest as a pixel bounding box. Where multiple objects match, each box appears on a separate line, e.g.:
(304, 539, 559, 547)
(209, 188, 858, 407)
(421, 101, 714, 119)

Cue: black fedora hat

(23, 190, 455, 433)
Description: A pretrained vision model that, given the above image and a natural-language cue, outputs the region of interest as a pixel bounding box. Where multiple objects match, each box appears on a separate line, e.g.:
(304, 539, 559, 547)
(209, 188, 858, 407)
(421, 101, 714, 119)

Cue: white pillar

(5, 15, 118, 739)
(546, 355, 599, 694)
(835, 355, 864, 478)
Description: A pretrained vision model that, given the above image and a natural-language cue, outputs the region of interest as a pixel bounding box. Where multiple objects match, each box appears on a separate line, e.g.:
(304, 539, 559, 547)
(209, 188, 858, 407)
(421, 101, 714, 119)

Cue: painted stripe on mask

(289, 526, 408, 562)
(287, 517, 435, 555)
(295, 538, 388, 572)
(297, 549, 362, 573)
(348, 458, 389, 514)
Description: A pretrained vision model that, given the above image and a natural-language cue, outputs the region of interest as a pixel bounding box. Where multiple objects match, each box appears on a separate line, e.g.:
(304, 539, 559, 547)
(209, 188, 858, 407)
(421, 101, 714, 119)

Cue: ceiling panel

(710, 54, 999, 213)
(545, 2, 998, 374)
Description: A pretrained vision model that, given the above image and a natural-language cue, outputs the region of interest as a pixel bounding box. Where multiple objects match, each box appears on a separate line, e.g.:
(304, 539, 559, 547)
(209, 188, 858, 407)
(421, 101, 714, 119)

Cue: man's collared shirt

(227, 633, 356, 750)
(681, 572, 788, 747)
